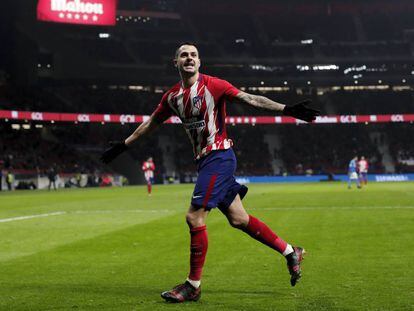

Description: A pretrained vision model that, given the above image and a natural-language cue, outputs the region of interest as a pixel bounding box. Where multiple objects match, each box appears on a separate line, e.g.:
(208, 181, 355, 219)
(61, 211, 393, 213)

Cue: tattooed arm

(234, 91, 320, 122)
(235, 91, 286, 112)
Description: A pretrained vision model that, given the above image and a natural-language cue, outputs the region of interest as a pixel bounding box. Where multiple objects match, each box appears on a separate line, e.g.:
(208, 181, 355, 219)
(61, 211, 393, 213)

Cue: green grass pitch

(0, 182, 413, 310)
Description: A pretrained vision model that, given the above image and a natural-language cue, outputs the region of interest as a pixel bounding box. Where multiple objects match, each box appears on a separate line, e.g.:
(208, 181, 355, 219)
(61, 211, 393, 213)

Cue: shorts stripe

(202, 174, 217, 208)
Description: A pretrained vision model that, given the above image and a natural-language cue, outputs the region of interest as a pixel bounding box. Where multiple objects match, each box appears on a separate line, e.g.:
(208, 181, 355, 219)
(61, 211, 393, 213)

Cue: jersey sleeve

(214, 78, 240, 101)
(151, 92, 174, 123)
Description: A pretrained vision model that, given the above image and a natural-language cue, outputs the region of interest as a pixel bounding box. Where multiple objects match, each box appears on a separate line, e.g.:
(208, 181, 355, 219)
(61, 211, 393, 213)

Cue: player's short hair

(174, 42, 199, 59)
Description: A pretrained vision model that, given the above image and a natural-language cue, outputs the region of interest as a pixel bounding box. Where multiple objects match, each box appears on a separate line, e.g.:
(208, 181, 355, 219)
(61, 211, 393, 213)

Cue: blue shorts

(191, 148, 248, 210)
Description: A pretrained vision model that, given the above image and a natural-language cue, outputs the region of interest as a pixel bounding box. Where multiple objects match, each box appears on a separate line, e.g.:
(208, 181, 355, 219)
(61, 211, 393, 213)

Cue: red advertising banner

(37, 0, 117, 26)
(1, 110, 414, 125)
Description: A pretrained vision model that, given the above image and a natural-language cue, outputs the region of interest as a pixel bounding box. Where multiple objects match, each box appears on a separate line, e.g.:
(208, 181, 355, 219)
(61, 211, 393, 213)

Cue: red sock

(188, 225, 208, 281)
(147, 183, 151, 194)
(242, 215, 288, 254)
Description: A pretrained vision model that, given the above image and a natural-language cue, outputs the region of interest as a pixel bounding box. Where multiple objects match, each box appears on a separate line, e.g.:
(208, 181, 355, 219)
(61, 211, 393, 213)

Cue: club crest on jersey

(192, 95, 203, 110)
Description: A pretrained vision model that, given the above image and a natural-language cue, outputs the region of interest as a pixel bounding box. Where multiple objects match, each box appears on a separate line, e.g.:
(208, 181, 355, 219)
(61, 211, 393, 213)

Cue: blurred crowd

(1, 120, 413, 183)
(278, 125, 384, 175)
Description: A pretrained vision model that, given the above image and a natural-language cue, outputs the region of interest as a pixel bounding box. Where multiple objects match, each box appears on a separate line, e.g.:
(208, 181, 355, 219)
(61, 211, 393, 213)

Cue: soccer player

(101, 43, 320, 303)
(348, 156, 361, 189)
(358, 156, 369, 185)
(142, 157, 155, 195)
(5, 170, 14, 191)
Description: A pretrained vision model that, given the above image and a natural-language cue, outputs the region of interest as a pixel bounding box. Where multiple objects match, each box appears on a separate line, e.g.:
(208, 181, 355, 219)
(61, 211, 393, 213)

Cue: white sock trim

(283, 244, 294, 256)
(186, 278, 201, 289)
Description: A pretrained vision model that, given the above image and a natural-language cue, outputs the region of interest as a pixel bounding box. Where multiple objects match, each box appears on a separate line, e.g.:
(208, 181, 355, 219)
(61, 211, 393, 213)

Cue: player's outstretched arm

(125, 115, 160, 146)
(100, 116, 160, 164)
(235, 92, 320, 122)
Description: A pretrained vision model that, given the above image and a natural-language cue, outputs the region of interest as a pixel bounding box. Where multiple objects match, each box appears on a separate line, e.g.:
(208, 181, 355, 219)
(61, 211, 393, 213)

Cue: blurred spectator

(47, 166, 57, 191)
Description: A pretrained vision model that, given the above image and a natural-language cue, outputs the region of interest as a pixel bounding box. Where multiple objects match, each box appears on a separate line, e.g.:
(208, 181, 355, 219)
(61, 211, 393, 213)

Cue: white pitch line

(72, 209, 176, 214)
(0, 211, 66, 223)
(0, 210, 177, 223)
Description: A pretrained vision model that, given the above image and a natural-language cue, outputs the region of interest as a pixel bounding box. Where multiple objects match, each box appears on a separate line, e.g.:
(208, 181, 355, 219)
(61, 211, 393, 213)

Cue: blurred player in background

(142, 157, 155, 195)
(358, 156, 369, 186)
(348, 156, 361, 189)
(101, 43, 320, 303)
(47, 166, 57, 191)
(6, 170, 14, 191)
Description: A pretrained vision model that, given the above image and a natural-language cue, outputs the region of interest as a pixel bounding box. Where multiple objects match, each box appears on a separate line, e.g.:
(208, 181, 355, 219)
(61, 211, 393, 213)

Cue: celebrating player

(358, 156, 369, 185)
(142, 157, 155, 195)
(348, 156, 361, 189)
(101, 43, 320, 303)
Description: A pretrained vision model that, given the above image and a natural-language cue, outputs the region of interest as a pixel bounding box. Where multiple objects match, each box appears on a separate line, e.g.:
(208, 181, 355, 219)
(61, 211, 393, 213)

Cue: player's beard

(180, 66, 197, 76)
(179, 61, 199, 77)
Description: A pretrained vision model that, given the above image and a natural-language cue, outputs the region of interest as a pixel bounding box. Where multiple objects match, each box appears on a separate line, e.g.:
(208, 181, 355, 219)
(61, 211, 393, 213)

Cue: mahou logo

(37, 0, 117, 26)
(51, 0, 104, 14)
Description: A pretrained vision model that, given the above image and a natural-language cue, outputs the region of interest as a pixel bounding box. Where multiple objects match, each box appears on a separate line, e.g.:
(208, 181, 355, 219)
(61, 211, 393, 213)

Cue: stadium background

(1, 0, 414, 189)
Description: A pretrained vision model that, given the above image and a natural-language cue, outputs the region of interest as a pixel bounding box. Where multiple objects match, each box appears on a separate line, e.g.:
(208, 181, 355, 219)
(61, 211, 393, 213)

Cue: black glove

(100, 141, 128, 164)
(283, 100, 320, 122)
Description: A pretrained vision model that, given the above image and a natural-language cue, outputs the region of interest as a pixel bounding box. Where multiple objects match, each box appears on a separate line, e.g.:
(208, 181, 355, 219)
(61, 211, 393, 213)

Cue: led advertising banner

(37, 0, 117, 26)
(1, 110, 414, 125)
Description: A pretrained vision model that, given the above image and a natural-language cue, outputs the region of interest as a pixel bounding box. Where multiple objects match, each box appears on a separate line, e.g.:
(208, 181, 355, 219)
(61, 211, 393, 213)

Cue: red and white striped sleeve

(151, 91, 174, 123)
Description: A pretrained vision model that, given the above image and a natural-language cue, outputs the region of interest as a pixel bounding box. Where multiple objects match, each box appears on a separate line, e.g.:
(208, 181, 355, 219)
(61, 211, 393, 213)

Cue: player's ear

(173, 58, 178, 68)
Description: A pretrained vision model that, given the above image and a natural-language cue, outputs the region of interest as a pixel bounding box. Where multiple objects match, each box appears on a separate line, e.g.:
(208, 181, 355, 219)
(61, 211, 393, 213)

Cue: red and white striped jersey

(358, 159, 369, 173)
(152, 74, 240, 159)
(142, 160, 155, 172)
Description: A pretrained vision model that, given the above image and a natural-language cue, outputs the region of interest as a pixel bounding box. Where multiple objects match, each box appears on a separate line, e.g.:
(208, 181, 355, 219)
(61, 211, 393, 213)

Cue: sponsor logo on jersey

(183, 120, 206, 130)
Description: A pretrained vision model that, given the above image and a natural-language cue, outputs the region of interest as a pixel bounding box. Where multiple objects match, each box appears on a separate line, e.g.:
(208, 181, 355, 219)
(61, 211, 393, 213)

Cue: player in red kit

(101, 43, 320, 303)
(142, 157, 155, 195)
(358, 156, 369, 185)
